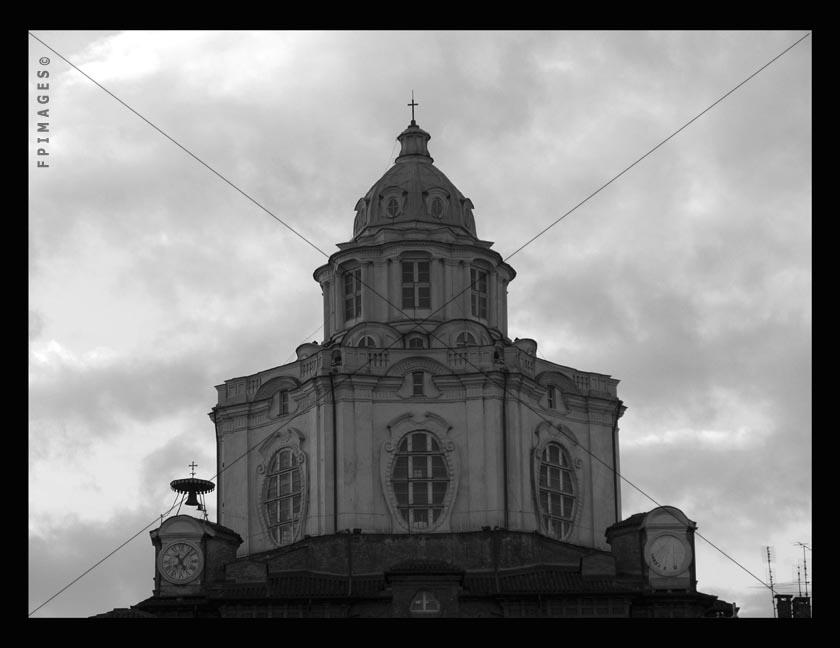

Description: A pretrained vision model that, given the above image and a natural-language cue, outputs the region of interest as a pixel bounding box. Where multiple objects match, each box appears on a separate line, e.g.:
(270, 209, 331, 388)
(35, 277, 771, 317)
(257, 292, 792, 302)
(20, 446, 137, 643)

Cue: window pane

(344, 273, 353, 293)
(280, 498, 292, 522)
(402, 286, 414, 308)
(562, 470, 573, 493)
(418, 286, 430, 308)
(549, 444, 560, 465)
(412, 458, 429, 479)
(539, 491, 549, 512)
(550, 492, 563, 515)
(268, 501, 278, 525)
(292, 469, 301, 492)
(549, 466, 560, 488)
(393, 456, 408, 480)
(418, 262, 430, 282)
(432, 481, 446, 504)
(563, 496, 574, 519)
(344, 298, 354, 321)
(293, 494, 301, 514)
(279, 451, 291, 469)
(411, 432, 427, 452)
(409, 338, 423, 348)
(430, 438, 440, 452)
(432, 508, 442, 523)
(412, 482, 429, 504)
(431, 455, 446, 478)
(539, 465, 547, 487)
(394, 482, 409, 505)
(279, 472, 291, 495)
(402, 262, 414, 283)
(479, 296, 487, 319)
(266, 475, 278, 499)
(398, 507, 410, 522)
(413, 509, 429, 527)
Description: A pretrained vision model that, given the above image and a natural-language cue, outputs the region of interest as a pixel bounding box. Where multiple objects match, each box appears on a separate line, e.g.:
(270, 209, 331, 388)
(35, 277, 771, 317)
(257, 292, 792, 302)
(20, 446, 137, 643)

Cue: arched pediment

(386, 356, 451, 377)
(343, 321, 402, 349)
(254, 376, 300, 401)
(535, 370, 581, 395)
(430, 319, 493, 348)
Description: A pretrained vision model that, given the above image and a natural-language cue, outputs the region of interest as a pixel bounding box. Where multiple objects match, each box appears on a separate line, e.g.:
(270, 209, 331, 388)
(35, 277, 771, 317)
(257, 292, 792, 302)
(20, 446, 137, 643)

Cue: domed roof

(352, 121, 477, 239)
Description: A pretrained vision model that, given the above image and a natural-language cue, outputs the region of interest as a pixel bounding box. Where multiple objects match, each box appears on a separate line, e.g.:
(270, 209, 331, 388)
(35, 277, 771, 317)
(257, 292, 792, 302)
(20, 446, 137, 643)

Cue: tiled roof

(216, 571, 387, 600)
(464, 566, 638, 595)
(90, 607, 157, 618)
(386, 560, 464, 574)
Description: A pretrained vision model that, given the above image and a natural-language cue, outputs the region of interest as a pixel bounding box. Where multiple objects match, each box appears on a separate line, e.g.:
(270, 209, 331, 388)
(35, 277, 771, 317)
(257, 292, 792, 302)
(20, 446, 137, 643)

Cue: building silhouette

(96, 115, 737, 618)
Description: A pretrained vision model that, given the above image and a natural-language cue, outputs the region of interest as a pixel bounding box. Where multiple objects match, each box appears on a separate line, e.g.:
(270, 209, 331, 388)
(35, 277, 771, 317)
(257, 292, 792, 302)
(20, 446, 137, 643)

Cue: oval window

(391, 431, 449, 531)
(387, 197, 400, 218)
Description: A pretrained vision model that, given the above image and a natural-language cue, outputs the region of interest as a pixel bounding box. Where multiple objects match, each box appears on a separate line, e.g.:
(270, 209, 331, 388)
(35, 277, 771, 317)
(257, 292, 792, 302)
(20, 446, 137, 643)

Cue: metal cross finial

(408, 91, 418, 124)
(189, 461, 198, 478)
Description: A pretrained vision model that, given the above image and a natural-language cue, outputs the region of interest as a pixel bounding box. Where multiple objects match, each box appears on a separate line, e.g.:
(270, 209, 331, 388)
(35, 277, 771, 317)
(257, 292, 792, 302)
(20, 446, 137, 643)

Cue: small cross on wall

(189, 461, 198, 478)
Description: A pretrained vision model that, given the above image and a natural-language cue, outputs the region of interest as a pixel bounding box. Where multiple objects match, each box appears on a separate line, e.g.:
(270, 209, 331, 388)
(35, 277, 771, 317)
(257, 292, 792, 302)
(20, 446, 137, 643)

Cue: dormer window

(547, 386, 557, 410)
(387, 197, 400, 218)
(402, 261, 431, 309)
(470, 268, 488, 320)
(358, 336, 376, 348)
(344, 268, 362, 322)
(455, 331, 476, 347)
(279, 390, 289, 415)
(410, 590, 441, 615)
(407, 336, 425, 349)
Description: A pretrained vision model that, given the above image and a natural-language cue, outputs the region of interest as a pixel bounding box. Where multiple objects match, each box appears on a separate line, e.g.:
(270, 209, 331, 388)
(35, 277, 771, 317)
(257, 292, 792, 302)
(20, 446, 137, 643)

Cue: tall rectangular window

(470, 268, 488, 319)
(412, 371, 424, 396)
(402, 261, 431, 309)
(344, 268, 362, 321)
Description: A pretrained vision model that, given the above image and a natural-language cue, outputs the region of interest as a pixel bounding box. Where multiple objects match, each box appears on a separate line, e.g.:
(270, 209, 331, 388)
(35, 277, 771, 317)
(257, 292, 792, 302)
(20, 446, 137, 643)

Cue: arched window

(537, 443, 575, 540)
(410, 590, 441, 615)
(455, 331, 476, 347)
(407, 336, 425, 349)
(387, 197, 400, 218)
(343, 268, 362, 322)
(391, 432, 449, 531)
(358, 336, 376, 348)
(264, 448, 303, 546)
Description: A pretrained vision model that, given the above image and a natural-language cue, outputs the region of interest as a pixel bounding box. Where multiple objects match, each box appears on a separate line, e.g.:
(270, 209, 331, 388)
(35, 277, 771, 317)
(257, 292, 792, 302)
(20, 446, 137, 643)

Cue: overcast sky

(28, 30, 811, 618)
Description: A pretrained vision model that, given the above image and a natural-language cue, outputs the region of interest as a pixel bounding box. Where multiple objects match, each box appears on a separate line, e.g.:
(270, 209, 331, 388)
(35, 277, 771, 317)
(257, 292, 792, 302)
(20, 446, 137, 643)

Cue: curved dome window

(407, 336, 425, 349)
(536, 443, 575, 540)
(358, 336, 376, 348)
(470, 268, 488, 320)
(430, 197, 443, 219)
(455, 331, 477, 347)
(387, 197, 400, 218)
(391, 431, 449, 531)
(264, 448, 303, 546)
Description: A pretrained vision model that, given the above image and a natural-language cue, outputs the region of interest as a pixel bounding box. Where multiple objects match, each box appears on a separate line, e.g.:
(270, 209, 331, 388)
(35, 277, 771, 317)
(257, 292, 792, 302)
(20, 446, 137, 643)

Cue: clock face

(646, 534, 690, 576)
(159, 541, 202, 584)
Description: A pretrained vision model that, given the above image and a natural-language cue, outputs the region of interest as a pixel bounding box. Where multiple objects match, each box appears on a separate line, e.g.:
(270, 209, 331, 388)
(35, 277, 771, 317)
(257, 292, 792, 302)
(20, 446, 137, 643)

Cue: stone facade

(96, 117, 737, 619)
(211, 118, 623, 559)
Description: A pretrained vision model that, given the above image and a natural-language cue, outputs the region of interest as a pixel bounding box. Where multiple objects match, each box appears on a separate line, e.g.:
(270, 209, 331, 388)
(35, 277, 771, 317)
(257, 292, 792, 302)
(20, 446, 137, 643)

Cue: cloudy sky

(28, 30, 811, 618)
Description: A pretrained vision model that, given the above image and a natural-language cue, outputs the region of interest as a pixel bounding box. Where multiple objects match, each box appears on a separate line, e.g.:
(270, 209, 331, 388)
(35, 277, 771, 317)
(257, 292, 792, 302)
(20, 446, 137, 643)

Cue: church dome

(352, 121, 477, 239)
